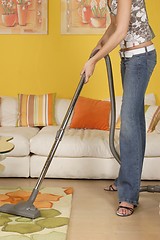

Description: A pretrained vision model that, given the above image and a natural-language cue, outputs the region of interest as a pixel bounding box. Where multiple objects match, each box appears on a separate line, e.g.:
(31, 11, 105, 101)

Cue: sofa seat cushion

(145, 131, 160, 157)
(1, 156, 30, 177)
(0, 127, 39, 156)
(30, 126, 120, 158)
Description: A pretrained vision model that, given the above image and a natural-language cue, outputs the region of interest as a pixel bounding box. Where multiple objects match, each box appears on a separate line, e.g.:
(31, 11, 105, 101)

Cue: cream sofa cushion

(0, 157, 30, 177)
(0, 127, 39, 156)
(30, 125, 160, 158)
(144, 93, 156, 105)
(0, 96, 18, 126)
(145, 132, 160, 157)
(155, 120, 160, 134)
(55, 98, 72, 126)
(30, 126, 120, 158)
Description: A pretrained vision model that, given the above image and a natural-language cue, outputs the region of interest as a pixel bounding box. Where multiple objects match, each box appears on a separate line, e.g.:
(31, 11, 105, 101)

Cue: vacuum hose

(104, 55, 120, 164)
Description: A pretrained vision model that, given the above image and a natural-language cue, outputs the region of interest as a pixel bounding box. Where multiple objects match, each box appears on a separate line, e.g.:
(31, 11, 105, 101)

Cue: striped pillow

(18, 93, 57, 127)
(146, 105, 160, 133)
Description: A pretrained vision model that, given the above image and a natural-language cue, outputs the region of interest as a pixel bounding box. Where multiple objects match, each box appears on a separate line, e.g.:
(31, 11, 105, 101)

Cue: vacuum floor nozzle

(0, 202, 40, 219)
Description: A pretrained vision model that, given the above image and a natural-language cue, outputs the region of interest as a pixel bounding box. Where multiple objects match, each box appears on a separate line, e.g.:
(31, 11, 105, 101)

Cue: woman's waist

(119, 42, 155, 58)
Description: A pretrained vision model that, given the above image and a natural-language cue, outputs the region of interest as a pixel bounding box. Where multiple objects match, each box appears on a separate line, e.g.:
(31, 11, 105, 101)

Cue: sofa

(0, 93, 160, 180)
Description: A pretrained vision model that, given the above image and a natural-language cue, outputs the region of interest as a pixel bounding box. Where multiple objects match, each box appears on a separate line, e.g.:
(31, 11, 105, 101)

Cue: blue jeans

(115, 49, 157, 206)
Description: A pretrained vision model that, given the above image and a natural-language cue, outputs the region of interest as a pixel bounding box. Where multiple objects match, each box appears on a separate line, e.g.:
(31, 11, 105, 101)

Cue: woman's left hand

(81, 58, 96, 83)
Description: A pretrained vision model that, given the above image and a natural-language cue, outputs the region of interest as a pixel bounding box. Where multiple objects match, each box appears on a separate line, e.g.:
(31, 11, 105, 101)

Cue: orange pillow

(70, 96, 111, 130)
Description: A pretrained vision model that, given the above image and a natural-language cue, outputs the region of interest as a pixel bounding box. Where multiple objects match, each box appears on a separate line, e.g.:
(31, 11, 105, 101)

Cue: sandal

(116, 205, 134, 217)
(104, 184, 117, 191)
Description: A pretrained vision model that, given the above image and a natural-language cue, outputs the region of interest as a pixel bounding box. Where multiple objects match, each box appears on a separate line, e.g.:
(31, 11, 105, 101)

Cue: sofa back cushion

(0, 93, 157, 129)
(54, 98, 72, 126)
(53, 94, 157, 128)
(0, 96, 18, 127)
(155, 120, 160, 134)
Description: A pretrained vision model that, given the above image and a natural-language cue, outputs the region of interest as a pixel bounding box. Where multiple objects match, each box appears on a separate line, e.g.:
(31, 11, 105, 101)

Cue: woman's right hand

(81, 57, 96, 84)
(80, 43, 102, 83)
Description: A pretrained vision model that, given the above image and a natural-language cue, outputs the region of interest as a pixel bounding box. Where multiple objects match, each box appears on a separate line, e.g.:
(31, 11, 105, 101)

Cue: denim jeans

(115, 49, 157, 206)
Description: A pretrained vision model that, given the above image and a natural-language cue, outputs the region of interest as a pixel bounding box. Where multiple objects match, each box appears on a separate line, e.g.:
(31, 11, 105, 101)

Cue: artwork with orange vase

(61, 0, 110, 34)
(0, 0, 48, 34)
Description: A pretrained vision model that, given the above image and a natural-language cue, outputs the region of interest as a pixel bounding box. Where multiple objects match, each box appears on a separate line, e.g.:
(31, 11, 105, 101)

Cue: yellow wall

(0, 0, 160, 104)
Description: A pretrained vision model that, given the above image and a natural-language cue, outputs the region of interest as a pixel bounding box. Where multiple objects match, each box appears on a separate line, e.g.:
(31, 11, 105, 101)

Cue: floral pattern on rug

(0, 187, 73, 240)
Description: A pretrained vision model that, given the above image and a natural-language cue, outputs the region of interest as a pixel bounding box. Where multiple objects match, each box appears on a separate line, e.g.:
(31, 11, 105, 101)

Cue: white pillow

(114, 96, 122, 121)
(104, 96, 122, 121)
(0, 96, 18, 127)
(144, 93, 156, 106)
(55, 98, 72, 126)
(155, 120, 160, 134)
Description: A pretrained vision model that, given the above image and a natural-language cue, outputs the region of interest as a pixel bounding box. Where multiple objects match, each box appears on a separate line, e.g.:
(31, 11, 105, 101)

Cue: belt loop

(119, 50, 125, 59)
(145, 46, 148, 55)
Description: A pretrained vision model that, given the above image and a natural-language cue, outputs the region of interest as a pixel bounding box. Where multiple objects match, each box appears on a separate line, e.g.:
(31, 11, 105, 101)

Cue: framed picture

(0, 0, 48, 34)
(61, 0, 110, 34)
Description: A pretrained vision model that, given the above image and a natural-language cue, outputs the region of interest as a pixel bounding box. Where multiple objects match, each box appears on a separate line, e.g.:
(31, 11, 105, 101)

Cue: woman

(81, 0, 157, 217)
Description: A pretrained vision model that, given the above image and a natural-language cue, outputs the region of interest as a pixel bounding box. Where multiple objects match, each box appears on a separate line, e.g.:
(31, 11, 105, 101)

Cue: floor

(0, 178, 160, 240)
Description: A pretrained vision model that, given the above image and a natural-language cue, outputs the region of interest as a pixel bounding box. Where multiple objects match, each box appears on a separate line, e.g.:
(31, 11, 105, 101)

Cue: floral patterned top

(107, 0, 155, 48)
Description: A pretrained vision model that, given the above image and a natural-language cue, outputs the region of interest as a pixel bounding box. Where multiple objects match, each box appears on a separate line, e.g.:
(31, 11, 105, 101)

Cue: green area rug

(0, 186, 73, 240)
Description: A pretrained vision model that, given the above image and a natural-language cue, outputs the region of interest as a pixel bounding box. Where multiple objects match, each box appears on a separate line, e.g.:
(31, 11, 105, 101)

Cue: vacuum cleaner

(0, 52, 159, 219)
